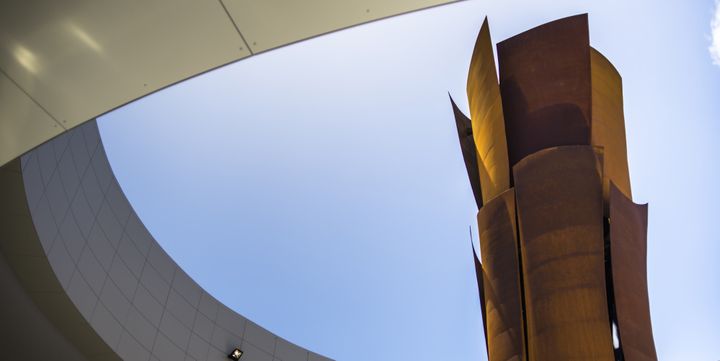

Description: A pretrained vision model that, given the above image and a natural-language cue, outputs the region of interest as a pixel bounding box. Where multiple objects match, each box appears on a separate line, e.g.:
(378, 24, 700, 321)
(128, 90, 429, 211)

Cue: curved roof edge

(0, 0, 463, 167)
(0, 119, 330, 361)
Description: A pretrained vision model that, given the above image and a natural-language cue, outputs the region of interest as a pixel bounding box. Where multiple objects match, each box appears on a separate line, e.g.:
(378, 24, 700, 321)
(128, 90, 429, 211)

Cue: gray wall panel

(125, 212, 153, 256)
(276, 338, 309, 360)
(50, 133, 71, 162)
(109, 254, 139, 299)
(118, 330, 152, 361)
(19, 119, 329, 359)
(92, 303, 123, 348)
(207, 346, 232, 360)
(309, 352, 333, 361)
(173, 270, 203, 307)
(97, 201, 124, 247)
(148, 244, 176, 282)
(70, 196, 93, 241)
(77, 245, 106, 294)
(167, 289, 197, 329)
(90, 146, 113, 192)
(87, 224, 114, 270)
(37, 141, 59, 186)
(106, 181, 132, 224)
(199, 291, 221, 321)
(69, 130, 92, 173)
(58, 149, 81, 196)
(100, 278, 131, 321)
(117, 233, 145, 279)
(188, 333, 212, 360)
(80, 168, 104, 214)
(217, 304, 247, 338)
(193, 311, 216, 342)
(134, 285, 164, 327)
(210, 325, 244, 354)
(66, 270, 98, 320)
(32, 195, 58, 251)
(60, 210, 86, 261)
(46, 170, 70, 222)
(140, 263, 171, 304)
(125, 306, 158, 351)
(245, 321, 277, 354)
(159, 310, 192, 350)
(154, 332, 186, 361)
(240, 343, 273, 361)
(47, 240, 75, 287)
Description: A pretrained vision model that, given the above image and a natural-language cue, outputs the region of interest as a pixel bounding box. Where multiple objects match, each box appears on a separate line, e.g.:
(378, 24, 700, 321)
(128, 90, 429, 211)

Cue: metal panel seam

(0, 67, 65, 130)
(218, 0, 254, 55)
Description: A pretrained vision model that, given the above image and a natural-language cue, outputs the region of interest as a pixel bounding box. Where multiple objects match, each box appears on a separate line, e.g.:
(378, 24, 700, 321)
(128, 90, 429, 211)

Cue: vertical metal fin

(471, 241, 490, 358)
(477, 188, 526, 361)
(450, 95, 483, 208)
(466, 17, 511, 204)
(591, 49, 633, 204)
(609, 183, 657, 361)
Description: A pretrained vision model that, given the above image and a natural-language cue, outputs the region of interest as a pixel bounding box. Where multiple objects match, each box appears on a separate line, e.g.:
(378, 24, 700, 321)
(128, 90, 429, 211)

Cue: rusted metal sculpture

(454, 14, 657, 361)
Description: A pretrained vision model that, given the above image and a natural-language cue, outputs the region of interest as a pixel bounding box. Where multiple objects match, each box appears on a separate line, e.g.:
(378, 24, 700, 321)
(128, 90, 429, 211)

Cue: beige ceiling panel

(0, 0, 249, 130)
(222, 0, 459, 53)
(0, 0, 459, 166)
(0, 72, 62, 166)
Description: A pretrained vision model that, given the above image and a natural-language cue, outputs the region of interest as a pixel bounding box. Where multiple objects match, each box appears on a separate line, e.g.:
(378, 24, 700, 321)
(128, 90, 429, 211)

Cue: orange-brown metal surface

(514, 146, 614, 361)
(497, 14, 591, 167)
(472, 244, 490, 358)
(466, 18, 510, 203)
(609, 183, 657, 361)
(477, 188, 526, 361)
(591, 48, 632, 202)
(450, 95, 483, 208)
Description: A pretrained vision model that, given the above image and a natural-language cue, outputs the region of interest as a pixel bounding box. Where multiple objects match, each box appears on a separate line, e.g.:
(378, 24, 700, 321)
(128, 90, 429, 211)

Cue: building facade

(0, 120, 331, 360)
(0, 2, 464, 360)
(452, 14, 657, 361)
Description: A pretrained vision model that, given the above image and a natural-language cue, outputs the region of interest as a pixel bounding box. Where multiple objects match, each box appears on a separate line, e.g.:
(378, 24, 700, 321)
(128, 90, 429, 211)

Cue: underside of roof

(0, 0, 461, 166)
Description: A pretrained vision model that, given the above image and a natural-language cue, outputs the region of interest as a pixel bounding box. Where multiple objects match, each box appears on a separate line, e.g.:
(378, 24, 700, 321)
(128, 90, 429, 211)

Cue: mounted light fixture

(228, 348, 243, 360)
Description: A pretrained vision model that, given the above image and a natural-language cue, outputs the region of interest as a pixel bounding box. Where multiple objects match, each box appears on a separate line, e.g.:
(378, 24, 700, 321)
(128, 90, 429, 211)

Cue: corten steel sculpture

(452, 14, 657, 361)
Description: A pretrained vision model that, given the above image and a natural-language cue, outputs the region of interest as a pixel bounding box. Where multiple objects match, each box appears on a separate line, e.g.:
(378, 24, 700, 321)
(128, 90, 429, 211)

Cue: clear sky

(99, 1, 720, 360)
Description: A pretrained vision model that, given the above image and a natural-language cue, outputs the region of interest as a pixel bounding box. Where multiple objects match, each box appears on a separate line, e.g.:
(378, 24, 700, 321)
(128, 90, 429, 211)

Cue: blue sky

(99, 1, 720, 360)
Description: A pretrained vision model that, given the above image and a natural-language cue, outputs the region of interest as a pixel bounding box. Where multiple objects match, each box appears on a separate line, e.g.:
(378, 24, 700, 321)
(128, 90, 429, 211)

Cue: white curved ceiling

(0, 0, 459, 166)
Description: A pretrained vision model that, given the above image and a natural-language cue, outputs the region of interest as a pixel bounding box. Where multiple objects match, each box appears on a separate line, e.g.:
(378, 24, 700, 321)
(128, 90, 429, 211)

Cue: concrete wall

(21, 119, 331, 361)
